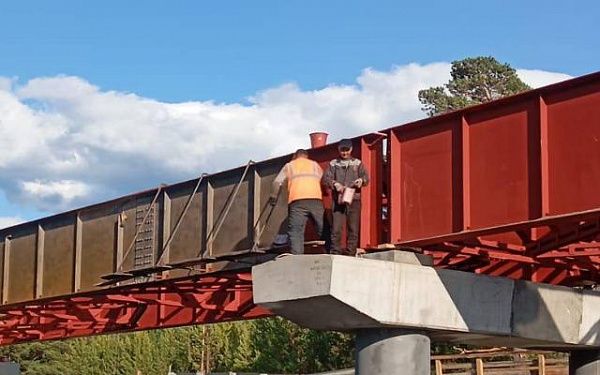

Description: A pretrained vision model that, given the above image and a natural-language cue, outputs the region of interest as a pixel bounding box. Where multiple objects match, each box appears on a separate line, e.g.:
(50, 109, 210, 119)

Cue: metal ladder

(133, 201, 155, 269)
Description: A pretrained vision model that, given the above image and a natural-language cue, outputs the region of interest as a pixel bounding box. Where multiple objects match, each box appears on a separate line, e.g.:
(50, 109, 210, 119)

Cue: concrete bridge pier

(570, 349, 600, 375)
(356, 328, 430, 375)
(252, 251, 600, 374)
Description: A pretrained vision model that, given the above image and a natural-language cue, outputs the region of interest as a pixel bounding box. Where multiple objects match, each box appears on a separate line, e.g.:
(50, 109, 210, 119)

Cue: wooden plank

(435, 359, 443, 375)
(475, 358, 484, 375)
(538, 354, 546, 375)
(430, 351, 566, 375)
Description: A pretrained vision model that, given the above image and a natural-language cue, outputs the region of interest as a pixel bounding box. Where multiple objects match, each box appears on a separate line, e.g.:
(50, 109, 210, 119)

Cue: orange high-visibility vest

(286, 158, 323, 203)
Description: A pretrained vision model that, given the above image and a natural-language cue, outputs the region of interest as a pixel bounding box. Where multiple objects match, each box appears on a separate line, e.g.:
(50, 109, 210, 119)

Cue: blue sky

(1, 1, 597, 102)
(0, 1, 597, 225)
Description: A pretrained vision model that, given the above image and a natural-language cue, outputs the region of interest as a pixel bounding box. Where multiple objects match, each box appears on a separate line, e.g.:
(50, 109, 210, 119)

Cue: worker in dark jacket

(270, 149, 324, 255)
(323, 139, 369, 255)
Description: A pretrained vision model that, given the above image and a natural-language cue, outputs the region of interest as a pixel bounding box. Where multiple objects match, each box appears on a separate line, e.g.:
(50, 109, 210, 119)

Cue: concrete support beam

(570, 350, 600, 375)
(252, 252, 600, 350)
(356, 329, 430, 375)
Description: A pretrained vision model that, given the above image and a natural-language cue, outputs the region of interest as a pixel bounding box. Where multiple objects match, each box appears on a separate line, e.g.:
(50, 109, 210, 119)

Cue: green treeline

(0, 318, 354, 375)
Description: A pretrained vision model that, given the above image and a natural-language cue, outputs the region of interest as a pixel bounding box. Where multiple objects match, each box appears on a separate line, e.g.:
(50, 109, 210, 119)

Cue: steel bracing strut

(0, 272, 270, 345)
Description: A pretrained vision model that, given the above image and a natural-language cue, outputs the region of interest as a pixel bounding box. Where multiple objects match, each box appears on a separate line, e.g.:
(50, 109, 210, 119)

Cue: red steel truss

(0, 272, 270, 345)
(0, 211, 598, 346)
(401, 208, 600, 286)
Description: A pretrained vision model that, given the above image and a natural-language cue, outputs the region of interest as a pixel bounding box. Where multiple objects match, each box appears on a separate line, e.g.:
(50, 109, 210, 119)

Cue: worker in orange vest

(269, 149, 324, 254)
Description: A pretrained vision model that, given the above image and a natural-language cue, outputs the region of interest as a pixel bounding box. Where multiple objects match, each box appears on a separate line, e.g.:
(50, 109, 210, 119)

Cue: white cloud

(0, 216, 23, 230)
(0, 77, 13, 92)
(21, 180, 91, 202)
(0, 62, 573, 215)
(517, 69, 573, 88)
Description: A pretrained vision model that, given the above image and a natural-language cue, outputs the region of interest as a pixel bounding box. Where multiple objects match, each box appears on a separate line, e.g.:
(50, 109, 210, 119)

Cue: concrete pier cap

(252, 251, 600, 350)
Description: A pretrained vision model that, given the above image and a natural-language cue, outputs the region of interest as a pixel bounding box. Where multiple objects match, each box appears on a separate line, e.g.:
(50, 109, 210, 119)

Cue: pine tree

(418, 56, 530, 116)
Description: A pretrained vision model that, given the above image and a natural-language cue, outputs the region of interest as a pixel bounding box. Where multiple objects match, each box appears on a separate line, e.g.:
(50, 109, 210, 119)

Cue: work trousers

(288, 199, 324, 255)
(330, 200, 361, 255)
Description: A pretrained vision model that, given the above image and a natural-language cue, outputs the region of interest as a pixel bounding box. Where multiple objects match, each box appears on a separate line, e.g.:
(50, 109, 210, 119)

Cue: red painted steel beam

(399, 208, 600, 248)
(0, 272, 271, 346)
(359, 134, 385, 248)
(537, 249, 600, 259)
(383, 74, 600, 286)
(403, 207, 600, 286)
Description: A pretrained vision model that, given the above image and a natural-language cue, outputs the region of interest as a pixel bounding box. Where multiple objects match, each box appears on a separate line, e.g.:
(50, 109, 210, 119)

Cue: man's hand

(333, 182, 344, 192)
(353, 178, 363, 188)
(268, 196, 277, 206)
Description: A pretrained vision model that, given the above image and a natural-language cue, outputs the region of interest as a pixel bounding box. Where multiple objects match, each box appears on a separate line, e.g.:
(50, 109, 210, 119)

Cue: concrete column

(356, 328, 430, 375)
(570, 350, 600, 375)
